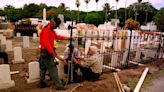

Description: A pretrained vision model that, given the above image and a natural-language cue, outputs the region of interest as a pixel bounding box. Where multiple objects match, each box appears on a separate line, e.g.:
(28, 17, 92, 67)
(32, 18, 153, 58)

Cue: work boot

(56, 86, 69, 90)
(40, 82, 48, 88)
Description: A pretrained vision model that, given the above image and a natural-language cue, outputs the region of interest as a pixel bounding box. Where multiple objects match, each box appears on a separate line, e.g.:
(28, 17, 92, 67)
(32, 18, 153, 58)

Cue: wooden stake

(133, 67, 149, 92)
(115, 73, 125, 92)
(104, 65, 121, 72)
(114, 73, 122, 92)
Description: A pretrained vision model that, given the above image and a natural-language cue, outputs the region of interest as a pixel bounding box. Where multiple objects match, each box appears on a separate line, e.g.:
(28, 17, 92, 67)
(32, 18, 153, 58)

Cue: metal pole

(126, 30, 132, 68)
(105, 0, 108, 22)
(67, 9, 74, 83)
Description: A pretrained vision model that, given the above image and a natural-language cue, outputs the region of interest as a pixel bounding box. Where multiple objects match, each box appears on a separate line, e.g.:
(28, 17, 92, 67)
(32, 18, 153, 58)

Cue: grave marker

(16, 33, 21, 37)
(12, 47, 24, 64)
(23, 36, 30, 48)
(26, 62, 40, 83)
(0, 64, 15, 90)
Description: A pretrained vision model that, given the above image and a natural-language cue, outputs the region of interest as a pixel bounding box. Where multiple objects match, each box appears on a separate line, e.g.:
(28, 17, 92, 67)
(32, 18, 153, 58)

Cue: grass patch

(128, 78, 138, 90)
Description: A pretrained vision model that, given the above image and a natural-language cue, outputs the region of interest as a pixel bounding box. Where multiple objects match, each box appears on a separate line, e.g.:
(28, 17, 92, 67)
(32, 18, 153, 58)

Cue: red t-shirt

(40, 27, 66, 56)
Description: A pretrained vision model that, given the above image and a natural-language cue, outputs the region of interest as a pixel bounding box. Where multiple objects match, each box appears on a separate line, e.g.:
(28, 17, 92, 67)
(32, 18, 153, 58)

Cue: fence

(73, 30, 164, 70)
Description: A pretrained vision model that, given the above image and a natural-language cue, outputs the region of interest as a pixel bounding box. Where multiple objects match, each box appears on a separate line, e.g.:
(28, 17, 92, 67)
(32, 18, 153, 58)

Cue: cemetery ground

(0, 37, 164, 92)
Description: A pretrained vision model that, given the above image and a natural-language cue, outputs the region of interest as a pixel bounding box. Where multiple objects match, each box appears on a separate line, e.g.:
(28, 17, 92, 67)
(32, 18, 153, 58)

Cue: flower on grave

(125, 18, 140, 30)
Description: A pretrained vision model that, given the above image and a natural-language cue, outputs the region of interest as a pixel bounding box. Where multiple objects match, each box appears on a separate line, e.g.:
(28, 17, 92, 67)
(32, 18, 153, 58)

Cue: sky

(0, 0, 163, 11)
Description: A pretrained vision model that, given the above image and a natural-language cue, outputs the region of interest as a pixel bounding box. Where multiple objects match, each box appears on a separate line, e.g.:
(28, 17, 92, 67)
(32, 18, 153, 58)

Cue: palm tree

(58, 3, 69, 10)
(103, 3, 110, 22)
(85, 0, 90, 15)
(125, 0, 127, 22)
(138, 0, 142, 3)
(135, 0, 142, 20)
(95, 0, 99, 12)
(145, 0, 149, 25)
(76, 0, 80, 23)
(115, 0, 119, 19)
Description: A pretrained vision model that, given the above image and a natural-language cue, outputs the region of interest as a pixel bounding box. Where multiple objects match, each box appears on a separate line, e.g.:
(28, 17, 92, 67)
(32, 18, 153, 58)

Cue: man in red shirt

(39, 18, 69, 90)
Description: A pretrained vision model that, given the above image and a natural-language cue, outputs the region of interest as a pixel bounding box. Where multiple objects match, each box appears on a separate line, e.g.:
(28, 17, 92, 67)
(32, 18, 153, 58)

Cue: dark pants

(80, 67, 100, 81)
(0, 52, 8, 64)
(39, 50, 63, 88)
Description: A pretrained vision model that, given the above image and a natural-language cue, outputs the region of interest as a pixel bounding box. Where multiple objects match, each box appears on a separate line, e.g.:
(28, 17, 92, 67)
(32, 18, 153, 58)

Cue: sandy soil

(0, 37, 164, 92)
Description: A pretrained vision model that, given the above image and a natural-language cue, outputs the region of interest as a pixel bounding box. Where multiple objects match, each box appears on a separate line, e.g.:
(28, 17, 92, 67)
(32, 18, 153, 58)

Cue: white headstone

(12, 47, 24, 64)
(23, 36, 30, 48)
(6, 40, 13, 51)
(0, 64, 15, 90)
(16, 33, 21, 37)
(26, 62, 40, 83)
(33, 33, 37, 42)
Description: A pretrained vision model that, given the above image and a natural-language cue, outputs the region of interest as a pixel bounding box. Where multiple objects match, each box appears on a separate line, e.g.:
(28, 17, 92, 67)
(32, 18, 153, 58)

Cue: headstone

(23, 36, 30, 48)
(26, 62, 40, 83)
(12, 47, 24, 64)
(0, 64, 15, 90)
(6, 40, 13, 51)
(16, 33, 21, 37)
(33, 33, 37, 42)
